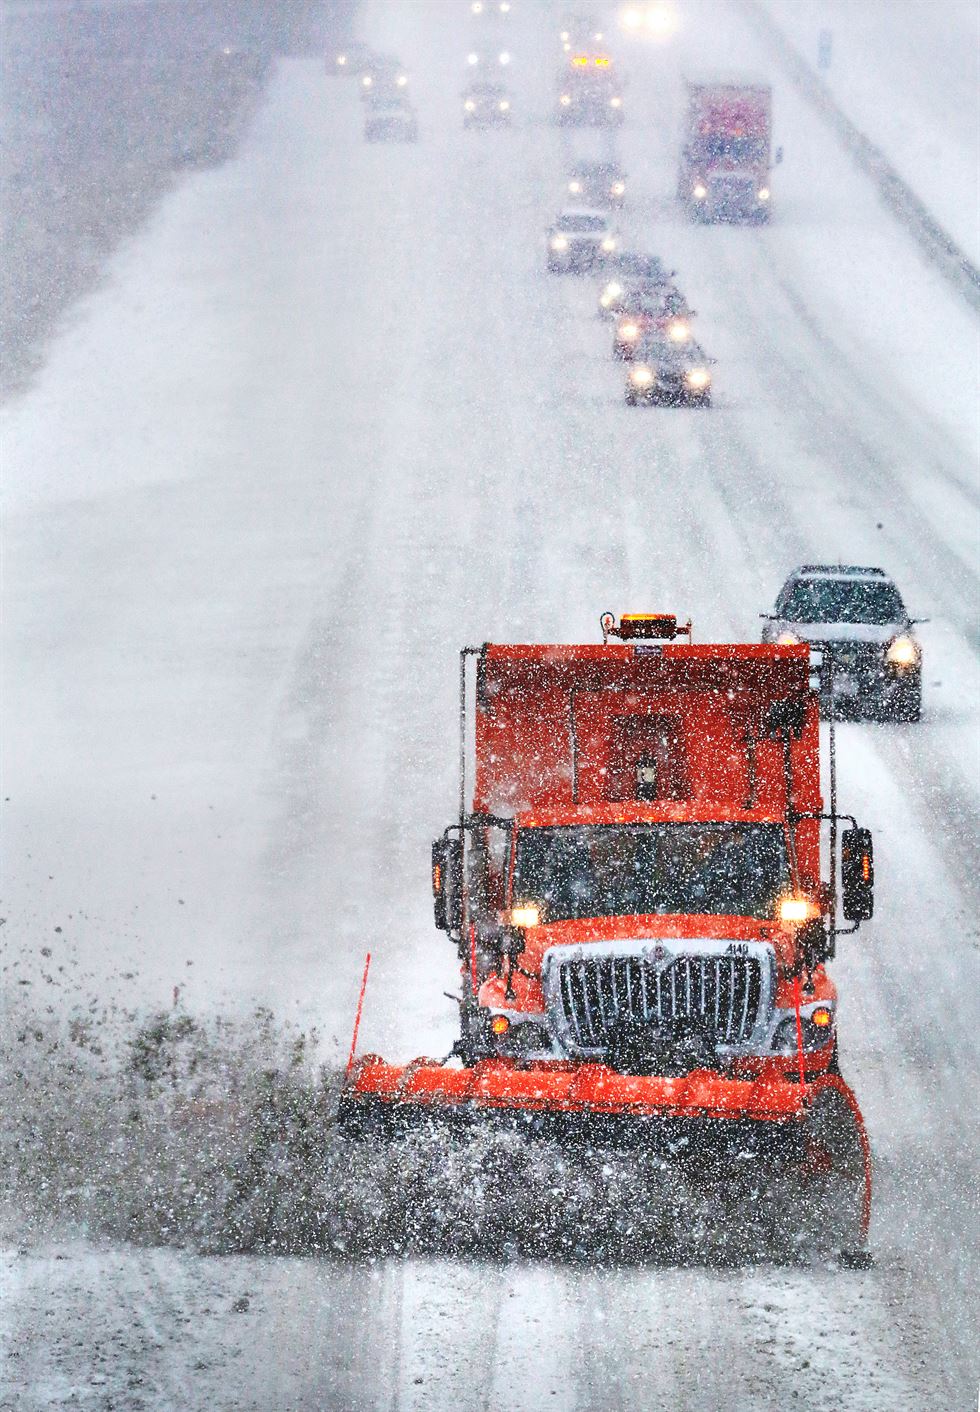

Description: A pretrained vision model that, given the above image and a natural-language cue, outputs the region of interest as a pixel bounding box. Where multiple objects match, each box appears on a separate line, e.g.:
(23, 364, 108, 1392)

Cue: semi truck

(344, 613, 874, 1261)
(678, 78, 778, 222)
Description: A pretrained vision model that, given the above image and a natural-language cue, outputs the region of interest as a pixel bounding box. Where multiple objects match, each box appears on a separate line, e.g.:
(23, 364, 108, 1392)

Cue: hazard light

(601, 612, 693, 642)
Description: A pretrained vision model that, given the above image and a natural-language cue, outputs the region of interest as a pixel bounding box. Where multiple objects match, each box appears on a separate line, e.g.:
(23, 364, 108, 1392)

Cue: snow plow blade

(338, 1059, 871, 1258)
(344, 1055, 806, 1122)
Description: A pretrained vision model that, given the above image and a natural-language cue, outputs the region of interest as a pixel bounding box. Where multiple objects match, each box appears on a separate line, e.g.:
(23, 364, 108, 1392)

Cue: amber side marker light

(811, 1006, 833, 1028)
(491, 1016, 510, 1035)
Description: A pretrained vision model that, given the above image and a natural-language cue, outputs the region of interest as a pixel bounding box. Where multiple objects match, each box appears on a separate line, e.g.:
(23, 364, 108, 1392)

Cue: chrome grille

(551, 950, 764, 1053)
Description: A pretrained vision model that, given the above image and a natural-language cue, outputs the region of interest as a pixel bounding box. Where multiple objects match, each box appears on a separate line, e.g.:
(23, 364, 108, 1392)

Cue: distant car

(360, 57, 409, 101)
(625, 335, 712, 406)
(331, 42, 377, 77)
(465, 48, 513, 70)
(566, 160, 626, 207)
(471, 0, 514, 14)
(597, 265, 676, 318)
(463, 81, 512, 127)
(761, 566, 923, 720)
(547, 208, 619, 272)
(613, 287, 694, 358)
(364, 98, 419, 142)
(555, 79, 623, 127)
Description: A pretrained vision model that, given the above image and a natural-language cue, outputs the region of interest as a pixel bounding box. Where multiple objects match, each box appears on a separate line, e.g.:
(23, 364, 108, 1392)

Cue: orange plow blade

(345, 1055, 806, 1122)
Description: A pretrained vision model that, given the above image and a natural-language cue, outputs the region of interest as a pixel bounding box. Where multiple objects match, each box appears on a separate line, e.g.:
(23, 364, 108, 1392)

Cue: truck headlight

(630, 366, 654, 386)
(610, 96, 622, 108)
(601, 236, 617, 252)
(550, 235, 568, 250)
(611, 181, 625, 195)
(559, 93, 571, 106)
(667, 319, 690, 342)
(619, 322, 639, 340)
(362, 75, 373, 87)
(885, 635, 919, 667)
(757, 186, 770, 200)
(467, 51, 479, 64)
(693, 182, 707, 199)
(777, 630, 800, 646)
(499, 100, 510, 111)
(498, 50, 511, 64)
(569, 180, 582, 193)
(685, 367, 710, 389)
(397, 74, 408, 86)
(464, 99, 476, 111)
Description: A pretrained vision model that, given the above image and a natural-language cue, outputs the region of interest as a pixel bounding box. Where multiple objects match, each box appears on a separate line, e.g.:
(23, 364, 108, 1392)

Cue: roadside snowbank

(761, 0, 980, 265)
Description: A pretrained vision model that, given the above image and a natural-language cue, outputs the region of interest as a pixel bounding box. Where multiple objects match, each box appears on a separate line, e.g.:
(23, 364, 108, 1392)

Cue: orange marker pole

(346, 952, 372, 1080)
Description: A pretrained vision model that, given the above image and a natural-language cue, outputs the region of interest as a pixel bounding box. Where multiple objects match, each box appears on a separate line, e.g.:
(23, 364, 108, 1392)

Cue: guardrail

(739, 0, 980, 314)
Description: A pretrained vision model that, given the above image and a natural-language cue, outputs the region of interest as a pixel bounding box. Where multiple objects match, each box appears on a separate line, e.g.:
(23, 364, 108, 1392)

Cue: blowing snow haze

(1, 0, 978, 1409)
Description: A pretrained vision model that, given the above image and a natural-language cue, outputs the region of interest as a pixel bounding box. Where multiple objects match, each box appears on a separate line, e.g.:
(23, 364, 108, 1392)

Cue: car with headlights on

(624, 335, 712, 406)
(613, 286, 694, 358)
(360, 56, 410, 101)
(566, 159, 627, 207)
(364, 96, 419, 142)
(761, 566, 924, 720)
(597, 255, 675, 316)
(463, 80, 512, 127)
(546, 208, 619, 272)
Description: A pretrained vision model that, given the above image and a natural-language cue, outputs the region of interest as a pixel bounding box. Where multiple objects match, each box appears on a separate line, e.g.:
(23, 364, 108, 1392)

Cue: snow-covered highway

(2, 1, 977, 1408)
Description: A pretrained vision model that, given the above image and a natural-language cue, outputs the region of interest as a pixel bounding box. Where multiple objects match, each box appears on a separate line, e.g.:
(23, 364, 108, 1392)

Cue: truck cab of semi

(679, 77, 778, 222)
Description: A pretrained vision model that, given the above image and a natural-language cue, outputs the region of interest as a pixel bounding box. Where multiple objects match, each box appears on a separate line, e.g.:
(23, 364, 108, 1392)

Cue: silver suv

(762, 565, 923, 721)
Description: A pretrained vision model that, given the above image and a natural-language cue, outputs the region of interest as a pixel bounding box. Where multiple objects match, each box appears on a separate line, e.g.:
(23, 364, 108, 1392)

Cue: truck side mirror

(431, 836, 463, 933)
(841, 826, 874, 922)
(775, 146, 784, 165)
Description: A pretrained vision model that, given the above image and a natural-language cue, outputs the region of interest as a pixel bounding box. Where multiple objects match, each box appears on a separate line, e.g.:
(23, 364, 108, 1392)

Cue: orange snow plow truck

(343, 614, 875, 1261)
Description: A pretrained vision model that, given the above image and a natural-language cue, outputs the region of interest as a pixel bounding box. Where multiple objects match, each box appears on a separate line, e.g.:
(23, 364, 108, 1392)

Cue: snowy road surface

(2, 0, 978, 1408)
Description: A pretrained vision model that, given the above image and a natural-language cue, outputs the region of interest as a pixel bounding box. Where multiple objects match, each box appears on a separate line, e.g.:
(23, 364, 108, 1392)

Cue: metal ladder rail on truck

(342, 613, 876, 1264)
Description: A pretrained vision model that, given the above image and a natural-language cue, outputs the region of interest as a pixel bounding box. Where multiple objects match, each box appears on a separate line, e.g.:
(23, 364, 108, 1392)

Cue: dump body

(679, 79, 773, 221)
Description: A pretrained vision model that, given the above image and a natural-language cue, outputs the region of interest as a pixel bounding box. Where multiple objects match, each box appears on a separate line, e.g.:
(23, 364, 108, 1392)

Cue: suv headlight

(693, 182, 707, 199)
(685, 367, 710, 388)
(885, 635, 919, 668)
(550, 235, 568, 250)
(601, 236, 617, 252)
(630, 366, 654, 387)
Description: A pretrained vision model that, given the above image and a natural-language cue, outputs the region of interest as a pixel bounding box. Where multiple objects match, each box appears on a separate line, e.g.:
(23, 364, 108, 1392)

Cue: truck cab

(432, 616, 873, 1082)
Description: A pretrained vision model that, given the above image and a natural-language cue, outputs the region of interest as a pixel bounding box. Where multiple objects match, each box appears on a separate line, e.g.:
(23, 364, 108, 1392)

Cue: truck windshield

(557, 214, 608, 232)
(696, 135, 766, 164)
(514, 823, 789, 922)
